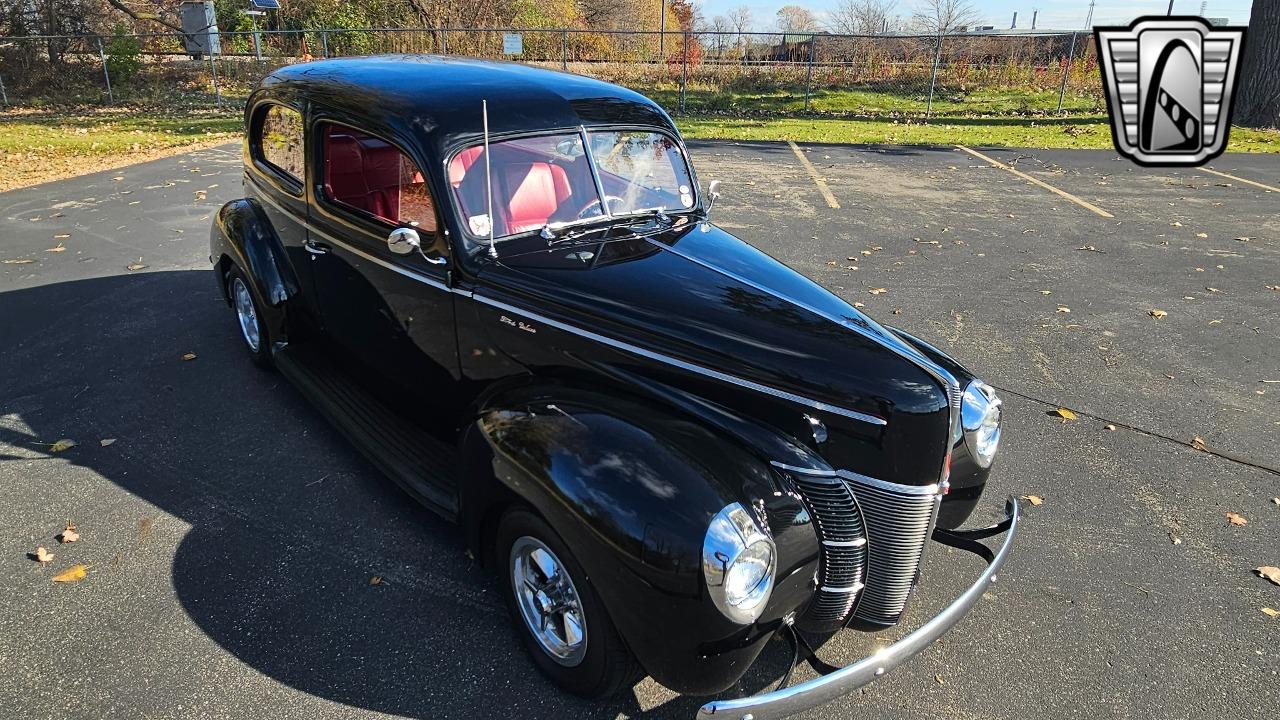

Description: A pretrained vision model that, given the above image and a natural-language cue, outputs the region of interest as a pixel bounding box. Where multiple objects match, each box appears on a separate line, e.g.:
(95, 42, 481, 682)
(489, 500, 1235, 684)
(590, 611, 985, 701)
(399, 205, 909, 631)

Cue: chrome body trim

(819, 582, 865, 594)
(822, 538, 866, 548)
(468, 294, 889, 426)
(696, 499, 1020, 720)
(771, 462, 941, 497)
(245, 184, 889, 427)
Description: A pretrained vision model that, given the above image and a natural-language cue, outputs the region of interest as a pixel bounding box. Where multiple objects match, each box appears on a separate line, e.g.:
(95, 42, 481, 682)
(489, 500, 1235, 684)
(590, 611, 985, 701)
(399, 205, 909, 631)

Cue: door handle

(304, 240, 330, 255)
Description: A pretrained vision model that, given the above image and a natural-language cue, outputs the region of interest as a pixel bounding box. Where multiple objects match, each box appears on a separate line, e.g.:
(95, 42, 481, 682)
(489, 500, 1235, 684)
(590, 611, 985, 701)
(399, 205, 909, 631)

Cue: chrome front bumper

(697, 497, 1020, 720)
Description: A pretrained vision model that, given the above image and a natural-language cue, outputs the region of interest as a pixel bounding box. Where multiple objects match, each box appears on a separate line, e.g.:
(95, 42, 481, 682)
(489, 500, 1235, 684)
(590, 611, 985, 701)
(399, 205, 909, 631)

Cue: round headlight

(702, 503, 776, 624)
(961, 380, 1002, 468)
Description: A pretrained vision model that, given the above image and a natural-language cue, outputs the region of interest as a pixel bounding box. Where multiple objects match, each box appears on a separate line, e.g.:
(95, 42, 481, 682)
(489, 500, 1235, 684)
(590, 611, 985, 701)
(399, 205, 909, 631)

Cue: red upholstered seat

(449, 146, 483, 188)
(325, 134, 369, 211)
(504, 162, 572, 234)
(361, 139, 402, 220)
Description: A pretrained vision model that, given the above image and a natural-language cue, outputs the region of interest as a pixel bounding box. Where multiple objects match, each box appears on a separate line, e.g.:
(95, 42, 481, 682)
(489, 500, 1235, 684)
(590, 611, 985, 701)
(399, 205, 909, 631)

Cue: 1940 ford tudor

(210, 56, 1018, 719)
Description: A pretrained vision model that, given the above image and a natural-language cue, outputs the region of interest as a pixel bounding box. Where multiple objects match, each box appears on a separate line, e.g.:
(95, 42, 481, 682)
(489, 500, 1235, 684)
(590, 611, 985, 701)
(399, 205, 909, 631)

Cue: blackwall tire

(225, 266, 273, 368)
(496, 508, 643, 698)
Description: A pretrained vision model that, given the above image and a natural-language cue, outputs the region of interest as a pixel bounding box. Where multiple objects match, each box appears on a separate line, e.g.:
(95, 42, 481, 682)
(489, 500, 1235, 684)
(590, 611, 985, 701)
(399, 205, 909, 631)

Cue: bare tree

(775, 5, 817, 34)
(911, 0, 978, 36)
(702, 13, 733, 58)
(1237, 0, 1279, 128)
(827, 0, 897, 35)
(725, 5, 752, 59)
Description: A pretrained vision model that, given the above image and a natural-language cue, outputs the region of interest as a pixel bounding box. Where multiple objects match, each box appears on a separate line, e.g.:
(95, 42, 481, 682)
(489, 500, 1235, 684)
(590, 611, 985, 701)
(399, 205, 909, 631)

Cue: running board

(273, 342, 459, 519)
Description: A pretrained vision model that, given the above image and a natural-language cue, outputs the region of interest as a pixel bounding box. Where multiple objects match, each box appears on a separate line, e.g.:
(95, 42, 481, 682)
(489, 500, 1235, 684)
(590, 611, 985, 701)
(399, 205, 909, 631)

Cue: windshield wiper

(541, 207, 672, 245)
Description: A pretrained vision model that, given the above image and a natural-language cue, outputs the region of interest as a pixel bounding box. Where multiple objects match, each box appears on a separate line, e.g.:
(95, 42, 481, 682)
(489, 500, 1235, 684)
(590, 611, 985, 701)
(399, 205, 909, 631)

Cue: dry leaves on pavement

(99, 438, 116, 447)
(369, 576, 384, 586)
(1049, 407, 1078, 422)
(182, 352, 197, 361)
(1020, 495, 1044, 506)
(59, 520, 80, 544)
(51, 564, 88, 583)
(1225, 512, 1248, 526)
(32, 547, 54, 564)
(1191, 436, 1208, 452)
(49, 438, 76, 452)
(1262, 608, 1280, 619)
(1149, 309, 1168, 318)
(1256, 567, 1280, 586)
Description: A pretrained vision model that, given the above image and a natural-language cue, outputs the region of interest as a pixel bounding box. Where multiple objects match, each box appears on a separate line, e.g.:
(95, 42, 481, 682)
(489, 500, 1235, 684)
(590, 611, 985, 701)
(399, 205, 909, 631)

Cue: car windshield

(447, 130, 695, 243)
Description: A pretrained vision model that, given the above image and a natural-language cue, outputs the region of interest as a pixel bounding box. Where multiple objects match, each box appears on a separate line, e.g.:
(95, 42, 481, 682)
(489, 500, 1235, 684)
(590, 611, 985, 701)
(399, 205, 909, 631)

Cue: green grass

(0, 110, 241, 190)
(647, 86, 1106, 117)
(677, 115, 1280, 153)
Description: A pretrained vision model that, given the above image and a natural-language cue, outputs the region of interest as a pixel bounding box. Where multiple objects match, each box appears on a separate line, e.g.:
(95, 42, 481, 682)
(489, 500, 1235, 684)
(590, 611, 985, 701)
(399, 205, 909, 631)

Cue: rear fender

(209, 198, 299, 340)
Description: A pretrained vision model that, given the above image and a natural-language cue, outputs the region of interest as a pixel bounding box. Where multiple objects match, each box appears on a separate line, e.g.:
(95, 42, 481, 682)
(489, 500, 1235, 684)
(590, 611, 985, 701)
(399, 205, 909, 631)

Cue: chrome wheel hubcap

(511, 536, 587, 666)
(231, 277, 261, 352)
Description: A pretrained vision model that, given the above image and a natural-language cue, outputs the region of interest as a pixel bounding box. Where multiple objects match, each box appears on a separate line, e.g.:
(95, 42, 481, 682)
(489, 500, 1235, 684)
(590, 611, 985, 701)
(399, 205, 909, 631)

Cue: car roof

(257, 55, 678, 159)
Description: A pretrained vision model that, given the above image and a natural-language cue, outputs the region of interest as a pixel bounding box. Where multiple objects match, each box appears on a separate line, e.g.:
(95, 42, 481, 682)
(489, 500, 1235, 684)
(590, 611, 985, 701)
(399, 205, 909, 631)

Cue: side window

(319, 123, 437, 232)
(256, 104, 304, 182)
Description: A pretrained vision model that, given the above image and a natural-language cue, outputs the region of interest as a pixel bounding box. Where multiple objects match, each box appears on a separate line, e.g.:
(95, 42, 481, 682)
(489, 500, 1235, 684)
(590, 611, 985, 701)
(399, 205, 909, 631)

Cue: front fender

(458, 385, 820, 695)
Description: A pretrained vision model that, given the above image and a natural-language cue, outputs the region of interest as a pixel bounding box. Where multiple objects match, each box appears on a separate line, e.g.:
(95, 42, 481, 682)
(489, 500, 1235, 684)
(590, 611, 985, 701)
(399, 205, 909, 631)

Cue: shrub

(105, 24, 142, 85)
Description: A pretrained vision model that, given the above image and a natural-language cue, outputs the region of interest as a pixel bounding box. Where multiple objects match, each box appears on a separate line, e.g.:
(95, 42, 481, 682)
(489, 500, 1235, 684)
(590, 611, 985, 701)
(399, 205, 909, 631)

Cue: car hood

(472, 222, 954, 485)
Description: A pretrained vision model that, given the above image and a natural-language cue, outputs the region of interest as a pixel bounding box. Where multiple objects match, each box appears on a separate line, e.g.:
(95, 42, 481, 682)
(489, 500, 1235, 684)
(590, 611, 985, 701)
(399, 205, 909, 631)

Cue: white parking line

(955, 145, 1115, 219)
(787, 141, 841, 209)
(1201, 167, 1280, 193)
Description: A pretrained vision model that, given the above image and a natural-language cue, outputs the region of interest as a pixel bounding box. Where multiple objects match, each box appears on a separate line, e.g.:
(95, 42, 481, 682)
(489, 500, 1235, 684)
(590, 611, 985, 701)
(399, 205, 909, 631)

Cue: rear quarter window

(255, 104, 304, 183)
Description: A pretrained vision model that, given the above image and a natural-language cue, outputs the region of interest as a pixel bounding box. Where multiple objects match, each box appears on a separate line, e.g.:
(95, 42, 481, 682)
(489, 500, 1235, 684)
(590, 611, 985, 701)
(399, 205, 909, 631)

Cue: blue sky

(694, 0, 1254, 31)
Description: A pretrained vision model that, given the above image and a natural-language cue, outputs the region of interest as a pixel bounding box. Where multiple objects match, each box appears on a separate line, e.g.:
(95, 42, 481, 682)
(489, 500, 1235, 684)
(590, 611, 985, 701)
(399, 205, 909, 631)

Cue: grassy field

(2, 106, 1278, 191)
(649, 86, 1106, 117)
(0, 110, 241, 191)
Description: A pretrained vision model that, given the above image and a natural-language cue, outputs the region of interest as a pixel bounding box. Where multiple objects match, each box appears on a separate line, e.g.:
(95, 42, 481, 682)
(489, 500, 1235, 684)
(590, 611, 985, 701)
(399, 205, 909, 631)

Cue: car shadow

(0, 269, 794, 719)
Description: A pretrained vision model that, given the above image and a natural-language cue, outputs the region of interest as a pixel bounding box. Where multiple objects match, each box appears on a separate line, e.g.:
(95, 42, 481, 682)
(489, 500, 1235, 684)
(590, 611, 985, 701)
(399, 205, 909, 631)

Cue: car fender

(210, 198, 299, 328)
(458, 382, 822, 695)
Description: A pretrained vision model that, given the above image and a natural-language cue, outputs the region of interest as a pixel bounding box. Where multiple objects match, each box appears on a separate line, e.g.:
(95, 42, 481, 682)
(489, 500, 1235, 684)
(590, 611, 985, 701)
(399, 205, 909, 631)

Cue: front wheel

(497, 508, 642, 698)
(225, 265, 273, 368)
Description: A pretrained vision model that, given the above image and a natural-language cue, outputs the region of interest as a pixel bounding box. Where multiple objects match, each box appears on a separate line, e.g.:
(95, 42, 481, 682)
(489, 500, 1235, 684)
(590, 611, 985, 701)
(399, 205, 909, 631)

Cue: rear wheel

(225, 265, 272, 368)
(496, 508, 642, 698)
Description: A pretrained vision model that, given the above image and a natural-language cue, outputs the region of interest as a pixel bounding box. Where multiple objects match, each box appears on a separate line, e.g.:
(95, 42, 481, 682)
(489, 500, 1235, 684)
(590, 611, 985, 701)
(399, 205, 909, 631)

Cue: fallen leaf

(1190, 436, 1208, 452)
(1236, 236, 1250, 242)
(1039, 289, 1052, 295)
(52, 233, 71, 239)
(1262, 607, 1280, 619)
(1169, 533, 1182, 545)
(33, 546, 54, 564)
(1020, 494, 1044, 506)
(100, 438, 116, 447)
(1056, 306, 1071, 313)
(1050, 407, 1078, 422)
(1272, 497, 1280, 506)
(1170, 220, 1183, 227)
(868, 288, 887, 295)
(1256, 566, 1280, 586)
(1077, 245, 1104, 252)
(59, 525, 80, 543)
(1226, 512, 1248, 526)
(369, 575, 383, 586)
(1149, 309, 1168, 318)
(1105, 424, 1116, 431)
(49, 438, 76, 452)
(126, 263, 147, 271)
(1205, 287, 1220, 293)
(3, 259, 35, 264)
(182, 352, 197, 361)
(52, 564, 88, 583)
(46, 243, 66, 253)
(1195, 232, 1208, 238)
(934, 674, 944, 685)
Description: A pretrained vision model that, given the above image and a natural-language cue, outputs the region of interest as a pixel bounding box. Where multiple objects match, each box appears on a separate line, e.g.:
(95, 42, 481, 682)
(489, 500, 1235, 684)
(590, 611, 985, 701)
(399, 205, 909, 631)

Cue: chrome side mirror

(387, 227, 421, 255)
(706, 179, 722, 212)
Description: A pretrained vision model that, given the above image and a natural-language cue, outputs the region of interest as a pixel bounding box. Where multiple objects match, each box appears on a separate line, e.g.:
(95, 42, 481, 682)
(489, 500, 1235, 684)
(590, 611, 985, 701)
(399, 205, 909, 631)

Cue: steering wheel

(577, 195, 625, 220)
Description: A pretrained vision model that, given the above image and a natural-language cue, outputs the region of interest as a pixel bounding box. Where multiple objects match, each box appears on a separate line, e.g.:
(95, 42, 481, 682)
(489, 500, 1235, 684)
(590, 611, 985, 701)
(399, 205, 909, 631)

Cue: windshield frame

(441, 124, 700, 254)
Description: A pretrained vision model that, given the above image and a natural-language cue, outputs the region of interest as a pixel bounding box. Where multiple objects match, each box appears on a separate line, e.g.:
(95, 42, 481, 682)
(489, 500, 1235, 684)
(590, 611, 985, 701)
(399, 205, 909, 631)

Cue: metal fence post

(0, 73, 8, 106)
(562, 30, 568, 71)
(925, 33, 944, 120)
(440, 29, 447, 55)
(321, 30, 329, 58)
(804, 34, 816, 111)
(96, 36, 114, 103)
(209, 53, 221, 105)
(680, 32, 689, 114)
(1057, 31, 1079, 112)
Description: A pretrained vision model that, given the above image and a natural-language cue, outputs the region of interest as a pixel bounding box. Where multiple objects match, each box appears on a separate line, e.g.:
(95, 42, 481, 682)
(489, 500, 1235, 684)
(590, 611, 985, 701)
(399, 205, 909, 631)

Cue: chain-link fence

(0, 28, 1102, 118)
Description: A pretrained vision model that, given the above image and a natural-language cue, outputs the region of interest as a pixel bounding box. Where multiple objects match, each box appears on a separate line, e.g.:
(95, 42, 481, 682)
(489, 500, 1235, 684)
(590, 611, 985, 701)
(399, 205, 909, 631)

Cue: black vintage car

(210, 56, 1018, 719)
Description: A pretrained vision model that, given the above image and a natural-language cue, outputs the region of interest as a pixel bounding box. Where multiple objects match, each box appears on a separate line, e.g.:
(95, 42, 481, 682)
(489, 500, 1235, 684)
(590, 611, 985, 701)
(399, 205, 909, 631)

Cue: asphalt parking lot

(2, 140, 1277, 720)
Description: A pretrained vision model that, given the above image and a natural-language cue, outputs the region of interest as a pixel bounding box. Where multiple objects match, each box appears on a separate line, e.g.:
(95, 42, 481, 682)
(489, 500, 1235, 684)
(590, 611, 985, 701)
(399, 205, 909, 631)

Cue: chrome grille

(845, 474, 941, 626)
(782, 463, 942, 628)
(788, 473, 867, 624)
